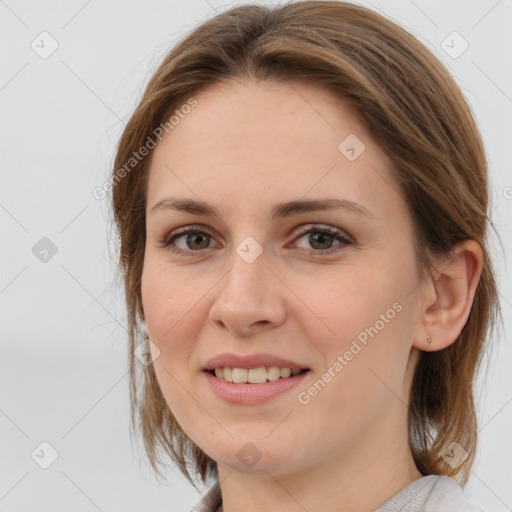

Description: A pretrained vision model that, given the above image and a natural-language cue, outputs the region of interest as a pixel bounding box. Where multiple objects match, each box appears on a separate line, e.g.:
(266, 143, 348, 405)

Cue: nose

(208, 248, 287, 337)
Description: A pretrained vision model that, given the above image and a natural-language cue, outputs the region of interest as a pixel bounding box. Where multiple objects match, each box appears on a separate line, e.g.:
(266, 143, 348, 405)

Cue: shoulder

(189, 474, 485, 512)
(426, 475, 486, 512)
(377, 475, 486, 512)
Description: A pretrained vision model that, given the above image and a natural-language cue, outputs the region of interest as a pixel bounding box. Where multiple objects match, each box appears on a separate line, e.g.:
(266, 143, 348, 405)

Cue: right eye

(160, 227, 216, 256)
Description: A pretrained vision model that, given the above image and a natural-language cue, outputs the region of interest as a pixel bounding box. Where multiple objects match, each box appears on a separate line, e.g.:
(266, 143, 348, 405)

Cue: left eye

(292, 224, 352, 254)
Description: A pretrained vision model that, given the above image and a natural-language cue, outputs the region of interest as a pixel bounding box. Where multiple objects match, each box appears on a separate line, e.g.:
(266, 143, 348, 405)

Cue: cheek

(295, 262, 397, 343)
(293, 255, 415, 388)
(140, 257, 208, 373)
(141, 253, 207, 332)
(140, 260, 208, 427)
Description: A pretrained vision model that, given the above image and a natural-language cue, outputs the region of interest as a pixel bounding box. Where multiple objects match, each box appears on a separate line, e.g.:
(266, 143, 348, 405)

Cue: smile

(211, 366, 308, 383)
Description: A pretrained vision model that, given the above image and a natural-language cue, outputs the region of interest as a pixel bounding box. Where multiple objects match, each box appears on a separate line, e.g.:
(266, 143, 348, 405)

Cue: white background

(1, 0, 511, 511)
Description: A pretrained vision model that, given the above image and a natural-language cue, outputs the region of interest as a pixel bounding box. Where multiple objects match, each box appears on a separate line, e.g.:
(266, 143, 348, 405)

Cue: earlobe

(414, 240, 483, 352)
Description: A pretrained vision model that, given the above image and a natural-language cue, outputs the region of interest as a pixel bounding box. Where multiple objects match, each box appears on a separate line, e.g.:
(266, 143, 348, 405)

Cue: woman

(110, 2, 500, 511)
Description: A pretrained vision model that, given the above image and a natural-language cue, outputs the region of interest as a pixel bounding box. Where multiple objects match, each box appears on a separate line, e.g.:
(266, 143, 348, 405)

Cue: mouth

(202, 353, 311, 402)
(205, 367, 310, 384)
(203, 365, 311, 404)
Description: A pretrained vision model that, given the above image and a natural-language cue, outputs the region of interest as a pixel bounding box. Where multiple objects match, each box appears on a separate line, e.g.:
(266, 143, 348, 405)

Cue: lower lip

(203, 370, 310, 404)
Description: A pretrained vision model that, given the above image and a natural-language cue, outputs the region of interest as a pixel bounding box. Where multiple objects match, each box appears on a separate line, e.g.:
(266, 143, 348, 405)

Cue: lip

(203, 369, 310, 404)
(203, 352, 308, 371)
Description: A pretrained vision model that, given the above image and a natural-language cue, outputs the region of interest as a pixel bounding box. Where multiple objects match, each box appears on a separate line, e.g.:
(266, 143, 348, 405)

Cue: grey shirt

(189, 474, 485, 512)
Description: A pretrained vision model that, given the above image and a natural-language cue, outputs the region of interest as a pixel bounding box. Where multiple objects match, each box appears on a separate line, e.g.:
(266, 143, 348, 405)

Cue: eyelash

(159, 224, 353, 257)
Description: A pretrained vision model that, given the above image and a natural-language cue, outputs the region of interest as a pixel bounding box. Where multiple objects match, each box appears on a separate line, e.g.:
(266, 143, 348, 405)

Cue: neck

(216, 412, 423, 512)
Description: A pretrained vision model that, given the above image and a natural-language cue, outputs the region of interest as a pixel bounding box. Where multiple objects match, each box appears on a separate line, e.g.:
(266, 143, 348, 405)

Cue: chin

(204, 438, 300, 476)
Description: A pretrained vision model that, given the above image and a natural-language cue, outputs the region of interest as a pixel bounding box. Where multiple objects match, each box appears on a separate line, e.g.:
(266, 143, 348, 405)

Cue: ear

(413, 240, 483, 351)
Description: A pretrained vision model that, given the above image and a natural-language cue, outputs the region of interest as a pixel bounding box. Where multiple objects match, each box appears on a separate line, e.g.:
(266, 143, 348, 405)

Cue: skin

(141, 78, 483, 512)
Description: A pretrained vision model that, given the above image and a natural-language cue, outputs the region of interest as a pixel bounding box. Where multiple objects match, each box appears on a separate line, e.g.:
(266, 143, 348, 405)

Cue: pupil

(309, 232, 333, 250)
(188, 233, 209, 250)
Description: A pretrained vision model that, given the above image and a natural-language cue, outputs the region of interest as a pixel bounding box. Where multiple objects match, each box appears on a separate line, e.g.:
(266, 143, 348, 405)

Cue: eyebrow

(149, 196, 374, 220)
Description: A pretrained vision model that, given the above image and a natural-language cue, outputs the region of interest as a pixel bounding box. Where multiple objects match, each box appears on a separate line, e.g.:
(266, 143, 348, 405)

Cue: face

(141, 79, 424, 477)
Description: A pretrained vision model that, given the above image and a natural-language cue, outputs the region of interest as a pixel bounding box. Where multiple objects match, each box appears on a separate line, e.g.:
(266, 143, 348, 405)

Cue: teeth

(280, 368, 291, 378)
(212, 366, 305, 383)
(248, 367, 267, 384)
(267, 366, 281, 381)
(232, 368, 248, 383)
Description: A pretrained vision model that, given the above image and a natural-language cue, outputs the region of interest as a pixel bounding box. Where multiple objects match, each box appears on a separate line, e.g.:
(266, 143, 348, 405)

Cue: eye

(291, 224, 353, 255)
(160, 226, 215, 256)
(159, 223, 353, 257)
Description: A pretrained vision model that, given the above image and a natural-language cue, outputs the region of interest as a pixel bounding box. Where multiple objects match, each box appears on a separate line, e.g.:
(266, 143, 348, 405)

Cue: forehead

(146, 79, 404, 219)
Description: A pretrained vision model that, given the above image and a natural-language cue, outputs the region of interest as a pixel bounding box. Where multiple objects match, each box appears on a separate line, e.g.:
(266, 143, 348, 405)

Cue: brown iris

(186, 232, 210, 250)
(308, 231, 334, 250)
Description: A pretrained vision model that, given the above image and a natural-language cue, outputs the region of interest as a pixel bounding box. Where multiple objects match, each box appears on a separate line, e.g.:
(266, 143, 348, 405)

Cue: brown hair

(110, 0, 501, 488)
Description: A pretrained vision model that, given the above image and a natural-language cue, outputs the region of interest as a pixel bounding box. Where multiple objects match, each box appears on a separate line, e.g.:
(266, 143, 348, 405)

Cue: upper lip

(203, 353, 308, 371)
